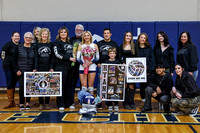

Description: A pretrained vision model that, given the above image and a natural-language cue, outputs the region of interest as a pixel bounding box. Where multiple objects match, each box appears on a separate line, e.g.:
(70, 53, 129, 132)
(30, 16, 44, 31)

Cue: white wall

(1, 0, 200, 21)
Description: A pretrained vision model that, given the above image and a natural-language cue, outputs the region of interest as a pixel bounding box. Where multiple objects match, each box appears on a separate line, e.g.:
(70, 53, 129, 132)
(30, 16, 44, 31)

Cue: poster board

(126, 58, 147, 83)
(100, 64, 125, 101)
(24, 72, 62, 97)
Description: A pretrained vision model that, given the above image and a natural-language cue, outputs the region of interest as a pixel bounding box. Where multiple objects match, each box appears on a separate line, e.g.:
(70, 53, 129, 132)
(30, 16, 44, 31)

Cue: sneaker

(159, 102, 163, 110)
(97, 103, 103, 109)
(141, 108, 152, 112)
(44, 104, 50, 110)
(124, 104, 131, 110)
(171, 111, 185, 115)
(130, 104, 136, 110)
(69, 105, 75, 109)
(38, 104, 44, 110)
(114, 106, 119, 112)
(59, 107, 65, 111)
(108, 106, 113, 111)
(189, 107, 199, 117)
(20, 106, 25, 111)
(26, 105, 31, 110)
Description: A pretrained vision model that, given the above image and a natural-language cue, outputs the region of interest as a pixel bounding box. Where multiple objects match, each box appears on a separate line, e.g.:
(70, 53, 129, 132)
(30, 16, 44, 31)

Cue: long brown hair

(56, 27, 70, 43)
(123, 31, 135, 55)
(136, 32, 150, 47)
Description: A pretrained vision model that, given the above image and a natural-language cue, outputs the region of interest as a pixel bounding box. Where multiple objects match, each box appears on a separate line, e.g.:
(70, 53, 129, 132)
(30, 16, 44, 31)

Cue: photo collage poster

(24, 72, 62, 97)
(100, 64, 126, 101)
(126, 58, 147, 83)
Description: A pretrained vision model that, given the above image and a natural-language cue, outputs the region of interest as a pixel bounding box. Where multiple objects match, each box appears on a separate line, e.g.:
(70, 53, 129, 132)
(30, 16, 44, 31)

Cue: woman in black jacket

(154, 31, 175, 76)
(35, 28, 54, 110)
(136, 33, 155, 108)
(171, 64, 200, 116)
(177, 31, 198, 81)
(1, 31, 20, 109)
(13, 32, 35, 110)
(119, 31, 139, 110)
(53, 27, 76, 111)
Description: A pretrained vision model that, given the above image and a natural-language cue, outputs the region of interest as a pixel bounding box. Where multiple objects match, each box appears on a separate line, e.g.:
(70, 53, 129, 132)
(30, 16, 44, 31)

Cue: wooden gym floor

(0, 89, 199, 133)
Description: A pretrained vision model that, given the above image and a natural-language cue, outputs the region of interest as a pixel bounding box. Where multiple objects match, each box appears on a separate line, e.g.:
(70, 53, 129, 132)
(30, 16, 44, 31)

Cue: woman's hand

(82, 63, 88, 68)
(33, 69, 37, 72)
(188, 72, 193, 77)
(16, 71, 22, 76)
(172, 87, 176, 94)
(49, 69, 54, 72)
(175, 92, 182, 99)
(70, 57, 76, 62)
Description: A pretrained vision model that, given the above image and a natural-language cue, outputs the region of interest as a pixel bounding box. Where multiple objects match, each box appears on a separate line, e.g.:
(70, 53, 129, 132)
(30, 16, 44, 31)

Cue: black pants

(124, 87, 135, 105)
(39, 97, 50, 104)
(56, 68, 73, 108)
(18, 74, 30, 104)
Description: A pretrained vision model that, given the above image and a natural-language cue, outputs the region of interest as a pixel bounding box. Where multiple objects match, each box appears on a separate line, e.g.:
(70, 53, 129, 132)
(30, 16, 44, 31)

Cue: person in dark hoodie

(53, 27, 76, 111)
(177, 31, 198, 81)
(1, 31, 20, 109)
(141, 64, 173, 112)
(171, 63, 200, 116)
(13, 32, 35, 111)
(136, 32, 155, 108)
(154, 31, 175, 76)
(35, 28, 54, 110)
(119, 31, 140, 110)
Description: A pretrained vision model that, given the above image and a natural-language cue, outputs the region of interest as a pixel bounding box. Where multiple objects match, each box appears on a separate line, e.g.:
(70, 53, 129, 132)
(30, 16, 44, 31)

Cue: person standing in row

(69, 24, 84, 109)
(154, 31, 175, 76)
(177, 31, 199, 81)
(96, 28, 119, 108)
(77, 31, 99, 95)
(119, 31, 139, 110)
(136, 33, 155, 108)
(32, 27, 41, 44)
(1, 31, 20, 109)
(53, 27, 75, 111)
(13, 32, 35, 110)
(34, 28, 54, 110)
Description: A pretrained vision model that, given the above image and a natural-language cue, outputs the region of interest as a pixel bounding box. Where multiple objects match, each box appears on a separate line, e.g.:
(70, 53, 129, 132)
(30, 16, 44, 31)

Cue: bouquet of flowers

(71, 42, 79, 66)
(82, 45, 97, 75)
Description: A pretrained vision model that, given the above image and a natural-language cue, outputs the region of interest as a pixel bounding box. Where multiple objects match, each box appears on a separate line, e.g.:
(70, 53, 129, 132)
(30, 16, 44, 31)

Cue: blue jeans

(97, 67, 101, 96)
(3, 69, 18, 89)
(193, 70, 198, 81)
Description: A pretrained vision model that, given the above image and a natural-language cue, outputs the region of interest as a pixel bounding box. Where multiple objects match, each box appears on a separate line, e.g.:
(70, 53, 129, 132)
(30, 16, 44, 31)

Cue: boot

(11, 88, 16, 107)
(3, 89, 14, 109)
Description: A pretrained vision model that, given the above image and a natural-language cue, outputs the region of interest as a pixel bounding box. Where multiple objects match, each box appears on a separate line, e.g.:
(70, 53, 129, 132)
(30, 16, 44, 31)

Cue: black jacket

(1, 41, 18, 69)
(119, 44, 140, 64)
(97, 40, 119, 64)
(104, 59, 121, 64)
(177, 45, 198, 72)
(175, 71, 200, 98)
(34, 42, 54, 71)
(149, 73, 173, 96)
(154, 45, 175, 73)
(53, 40, 73, 70)
(137, 44, 155, 74)
(13, 43, 35, 73)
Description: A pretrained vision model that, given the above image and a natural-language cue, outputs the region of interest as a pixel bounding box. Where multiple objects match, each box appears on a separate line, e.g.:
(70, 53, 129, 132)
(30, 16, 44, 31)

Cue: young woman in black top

(177, 31, 199, 81)
(119, 31, 139, 109)
(136, 33, 155, 107)
(1, 31, 20, 109)
(154, 31, 175, 76)
(35, 28, 54, 110)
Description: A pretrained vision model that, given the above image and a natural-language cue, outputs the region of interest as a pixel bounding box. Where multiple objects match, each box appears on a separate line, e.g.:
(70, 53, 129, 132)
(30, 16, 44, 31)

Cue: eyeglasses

(25, 37, 32, 39)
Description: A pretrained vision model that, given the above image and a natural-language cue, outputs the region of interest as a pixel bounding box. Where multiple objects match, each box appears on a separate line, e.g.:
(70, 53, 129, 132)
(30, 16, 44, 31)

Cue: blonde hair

(82, 31, 92, 44)
(107, 47, 117, 54)
(38, 28, 51, 43)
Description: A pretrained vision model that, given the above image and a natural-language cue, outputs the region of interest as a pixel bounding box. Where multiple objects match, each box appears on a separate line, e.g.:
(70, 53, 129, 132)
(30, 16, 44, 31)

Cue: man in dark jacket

(141, 64, 173, 112)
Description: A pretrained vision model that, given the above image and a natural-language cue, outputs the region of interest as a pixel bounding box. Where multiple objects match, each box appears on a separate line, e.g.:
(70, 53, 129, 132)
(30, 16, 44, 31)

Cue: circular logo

(128, 60, 145, 76)
(39, 80, 48, 89)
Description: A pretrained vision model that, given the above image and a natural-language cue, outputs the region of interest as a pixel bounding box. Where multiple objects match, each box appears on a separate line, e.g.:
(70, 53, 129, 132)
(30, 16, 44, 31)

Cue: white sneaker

(69, 105, 75, 109)
(159, 102, 163, 110)
(59, 107, 65, 111)
(108, 106, 113, 111)
(171, 111, 185, 115)
(114, 106, 119, 112)
(189, 107, 199, 117)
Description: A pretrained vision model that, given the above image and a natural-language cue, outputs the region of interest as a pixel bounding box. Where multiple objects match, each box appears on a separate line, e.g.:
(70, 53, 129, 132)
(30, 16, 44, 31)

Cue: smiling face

(75, 26, 84, 37)
(125, 32, 132, 43)
(175, 64, 184, 76)
(41, 31, 48, 42)
(103, 30, 112, 41)
(11, 32, 20, 44)
(181, 33, 188, 45)
(156, 67, 165, 75)
(24, 34, 32, 44)
(139, 34, 146, 44)
(158, 33, 164, 42)
(59, 29, 68, 40)
(83, 32, 91, 43)
(108, 51, 116, 60)
(34, 29, 40, 39)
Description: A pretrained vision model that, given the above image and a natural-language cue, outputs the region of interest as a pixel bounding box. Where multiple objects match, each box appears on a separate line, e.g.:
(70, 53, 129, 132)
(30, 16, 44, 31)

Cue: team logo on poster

(24, 72, 62, 97)
(126, 58, 146, 83)
(100, 64, 125, 101)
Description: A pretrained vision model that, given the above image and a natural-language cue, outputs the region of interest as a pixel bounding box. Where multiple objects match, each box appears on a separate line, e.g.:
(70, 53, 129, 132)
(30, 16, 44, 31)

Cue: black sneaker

(20, 106, 25, 111)
(124, 104, 131, 110)
(97, 103, 103, 109)
(130, 104, 136, 110)
(26, 105, 31, 110)
(141, 108, 152, 112)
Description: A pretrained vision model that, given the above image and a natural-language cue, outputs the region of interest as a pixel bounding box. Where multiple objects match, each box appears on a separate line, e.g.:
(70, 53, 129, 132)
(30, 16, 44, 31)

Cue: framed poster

(126, 57, 147, 83)
(100, 64, 125, 101)
(24, 72, 62, 97)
